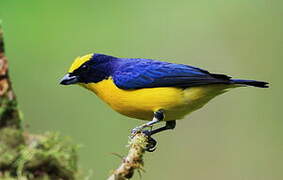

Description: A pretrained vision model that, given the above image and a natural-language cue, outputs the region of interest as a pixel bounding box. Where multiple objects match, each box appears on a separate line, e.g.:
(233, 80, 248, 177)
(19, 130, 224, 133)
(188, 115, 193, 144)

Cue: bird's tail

(231, 79, 269, 88)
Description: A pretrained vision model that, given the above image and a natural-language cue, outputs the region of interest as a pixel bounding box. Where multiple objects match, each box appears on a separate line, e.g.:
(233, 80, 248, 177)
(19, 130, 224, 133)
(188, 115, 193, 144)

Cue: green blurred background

(0, 0, 282, 179)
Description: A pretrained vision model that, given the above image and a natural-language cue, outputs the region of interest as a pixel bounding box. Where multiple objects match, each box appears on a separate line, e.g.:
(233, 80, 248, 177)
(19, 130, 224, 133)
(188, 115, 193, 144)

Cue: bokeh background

(0, 0, 282, 179)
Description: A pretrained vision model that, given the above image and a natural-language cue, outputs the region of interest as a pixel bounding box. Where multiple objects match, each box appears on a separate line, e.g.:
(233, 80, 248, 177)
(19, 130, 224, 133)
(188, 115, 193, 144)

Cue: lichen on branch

(107, 133, 149, 180)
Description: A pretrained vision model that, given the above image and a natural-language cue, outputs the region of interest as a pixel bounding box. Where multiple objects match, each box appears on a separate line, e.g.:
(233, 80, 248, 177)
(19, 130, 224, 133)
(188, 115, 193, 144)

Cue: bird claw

(145, 136, 157, 152)
(131, 128, 157, 152)
(142, 130, 157, 152)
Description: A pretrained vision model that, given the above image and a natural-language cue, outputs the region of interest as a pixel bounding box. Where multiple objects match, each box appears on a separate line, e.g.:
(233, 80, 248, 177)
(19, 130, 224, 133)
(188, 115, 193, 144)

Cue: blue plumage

(112, 58, 231, 89)
(76, 53, 268, 89)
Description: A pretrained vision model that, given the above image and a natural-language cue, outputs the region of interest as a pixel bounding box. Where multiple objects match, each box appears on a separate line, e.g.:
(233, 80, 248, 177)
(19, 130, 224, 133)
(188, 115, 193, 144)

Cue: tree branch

(107, 133, 149, 180)
(0, 23, 21, 129)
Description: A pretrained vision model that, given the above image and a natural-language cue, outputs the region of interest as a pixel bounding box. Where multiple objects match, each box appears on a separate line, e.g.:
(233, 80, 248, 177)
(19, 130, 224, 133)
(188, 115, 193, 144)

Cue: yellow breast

(82, 78, 233, 121)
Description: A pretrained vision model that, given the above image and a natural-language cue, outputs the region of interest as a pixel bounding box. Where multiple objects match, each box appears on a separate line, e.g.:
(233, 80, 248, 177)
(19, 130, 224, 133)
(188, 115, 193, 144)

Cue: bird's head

(60, 53, 116, 85)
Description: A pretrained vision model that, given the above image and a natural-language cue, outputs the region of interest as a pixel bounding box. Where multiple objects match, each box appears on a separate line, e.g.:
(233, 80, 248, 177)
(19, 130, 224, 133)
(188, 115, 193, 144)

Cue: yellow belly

(82, 79, 234, 121)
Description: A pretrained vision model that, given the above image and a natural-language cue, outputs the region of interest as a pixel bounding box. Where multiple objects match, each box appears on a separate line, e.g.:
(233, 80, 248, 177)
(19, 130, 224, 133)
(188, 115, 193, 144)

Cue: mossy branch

(107, 133, 149, 180)
(0, 21, 21, 129)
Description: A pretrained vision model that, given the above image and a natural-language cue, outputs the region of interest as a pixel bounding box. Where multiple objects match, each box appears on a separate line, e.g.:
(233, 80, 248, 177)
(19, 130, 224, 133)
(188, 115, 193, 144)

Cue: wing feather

(113, 58, 231, 89)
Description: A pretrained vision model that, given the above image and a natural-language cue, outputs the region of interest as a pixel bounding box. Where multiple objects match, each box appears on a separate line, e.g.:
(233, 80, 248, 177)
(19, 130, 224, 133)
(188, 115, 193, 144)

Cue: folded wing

(113, 58, 232, 90)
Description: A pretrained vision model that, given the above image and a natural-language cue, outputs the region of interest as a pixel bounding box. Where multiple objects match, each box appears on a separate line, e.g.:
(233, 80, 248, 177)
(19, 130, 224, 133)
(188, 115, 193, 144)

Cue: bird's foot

(142, 130, 157, 152)
(130, 128, 157, 152)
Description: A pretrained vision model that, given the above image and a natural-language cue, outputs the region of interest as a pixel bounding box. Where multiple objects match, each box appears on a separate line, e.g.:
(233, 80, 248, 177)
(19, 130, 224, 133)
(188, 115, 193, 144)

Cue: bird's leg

(131, 110, 165, 135)
(142, 120, 176, 152)
(143, 120, 176, 136)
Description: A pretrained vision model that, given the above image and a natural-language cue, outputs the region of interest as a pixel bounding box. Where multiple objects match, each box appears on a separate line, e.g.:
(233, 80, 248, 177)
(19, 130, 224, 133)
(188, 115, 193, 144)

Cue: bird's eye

(81, 64, 88, 69)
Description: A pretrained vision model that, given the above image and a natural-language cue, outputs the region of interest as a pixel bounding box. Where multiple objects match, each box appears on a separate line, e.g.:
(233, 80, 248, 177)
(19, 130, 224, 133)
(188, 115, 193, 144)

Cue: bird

(60, 53, 268, 151)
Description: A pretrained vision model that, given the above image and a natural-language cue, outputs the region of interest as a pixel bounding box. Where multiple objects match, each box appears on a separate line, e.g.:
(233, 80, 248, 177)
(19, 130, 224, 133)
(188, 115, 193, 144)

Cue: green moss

(0, 99, 21, 129)
(0, 128, 24, 169)
(17, 132, 78, 179)
(0, 131, 81, 180)
(0, 127, 24, 147)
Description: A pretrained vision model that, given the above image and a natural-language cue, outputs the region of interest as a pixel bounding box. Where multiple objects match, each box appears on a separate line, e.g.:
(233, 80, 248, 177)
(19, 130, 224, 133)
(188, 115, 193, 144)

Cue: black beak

(60, 73, 79, 85)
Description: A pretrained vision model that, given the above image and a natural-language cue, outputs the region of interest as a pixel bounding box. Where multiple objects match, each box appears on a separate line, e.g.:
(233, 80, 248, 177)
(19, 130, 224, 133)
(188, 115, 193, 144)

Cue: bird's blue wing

(113, 58, 231, 90)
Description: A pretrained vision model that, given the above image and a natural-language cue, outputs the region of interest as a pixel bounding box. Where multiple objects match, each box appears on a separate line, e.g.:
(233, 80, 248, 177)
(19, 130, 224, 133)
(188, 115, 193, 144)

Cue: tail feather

(231, 79, 269, 88)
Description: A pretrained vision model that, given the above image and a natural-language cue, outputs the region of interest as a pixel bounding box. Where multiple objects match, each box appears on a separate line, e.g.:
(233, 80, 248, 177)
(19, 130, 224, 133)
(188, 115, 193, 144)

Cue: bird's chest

(82, 79, 190, 120)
